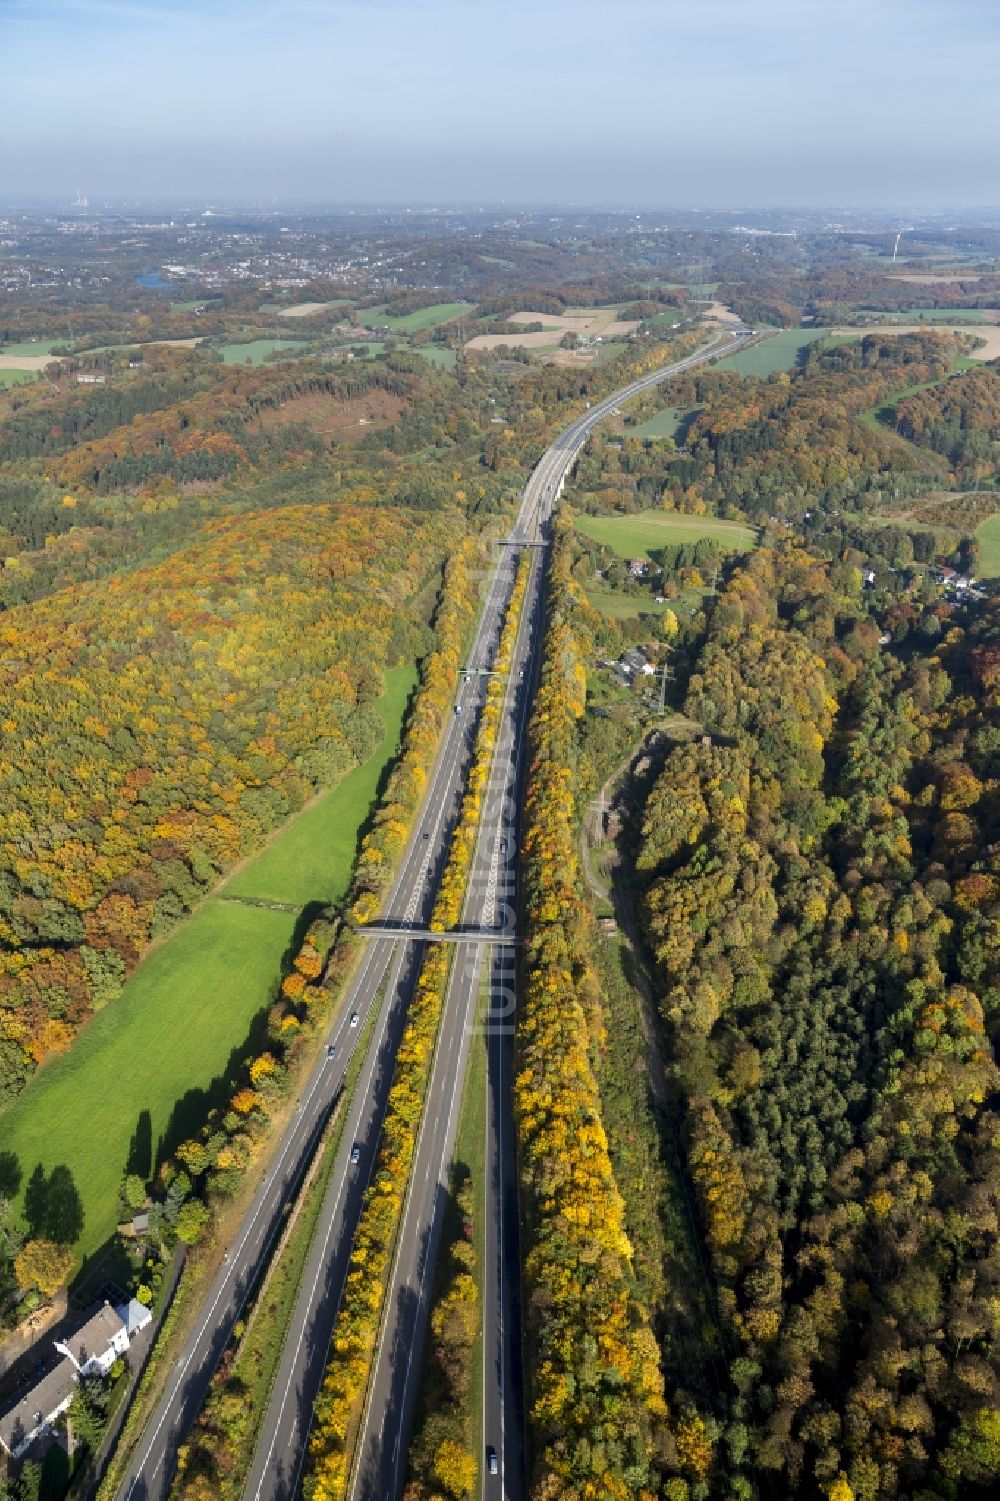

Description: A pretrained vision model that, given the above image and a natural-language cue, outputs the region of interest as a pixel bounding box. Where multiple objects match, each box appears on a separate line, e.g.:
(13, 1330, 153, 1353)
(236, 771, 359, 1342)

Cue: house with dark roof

(55, 1303, 128, 1378)
(0, 1300, 147, 1460)
(0, 1360, 77, 1461)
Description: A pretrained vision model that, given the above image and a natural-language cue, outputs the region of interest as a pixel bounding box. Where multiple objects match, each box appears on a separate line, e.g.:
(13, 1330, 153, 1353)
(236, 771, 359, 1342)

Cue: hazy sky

(2, 0, 998, 208)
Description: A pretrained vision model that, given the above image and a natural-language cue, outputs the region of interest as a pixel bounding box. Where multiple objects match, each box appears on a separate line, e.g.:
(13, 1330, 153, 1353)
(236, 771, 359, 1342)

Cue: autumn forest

(0, 212, 998, 1501)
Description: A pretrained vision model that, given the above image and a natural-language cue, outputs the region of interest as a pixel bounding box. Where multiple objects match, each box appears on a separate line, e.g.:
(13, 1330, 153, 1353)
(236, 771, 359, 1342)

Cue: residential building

(0, 1300, 150, 1460)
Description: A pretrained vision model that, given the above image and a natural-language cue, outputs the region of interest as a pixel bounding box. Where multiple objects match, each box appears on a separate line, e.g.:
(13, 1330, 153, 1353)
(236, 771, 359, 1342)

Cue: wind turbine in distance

(891, 225, 912, 263)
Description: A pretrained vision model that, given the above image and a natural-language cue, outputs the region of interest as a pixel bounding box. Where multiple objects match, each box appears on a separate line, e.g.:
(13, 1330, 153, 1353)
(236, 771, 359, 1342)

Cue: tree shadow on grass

(126, 1111, 153, 1182)
(0, 1148, 22, 1199)
(23, 1163, 85, 1244)
(341, 671, 422, 898)
(152, 897, 326, 1177)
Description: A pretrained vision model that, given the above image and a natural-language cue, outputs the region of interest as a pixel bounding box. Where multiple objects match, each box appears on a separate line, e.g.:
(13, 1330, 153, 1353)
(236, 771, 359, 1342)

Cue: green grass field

(628, 405, 700, 440)
(975, 513, 1000, 578)
(0, 665, 416, 1257)
(715, 329, 830, 376)
(0, 339, 62, 356)
(218, 338, 310, 365)
(226, 666, 415, 906)
(412, 345, 458, 369)
(0, 369, 37, 387)
(359, 301, 471, 333)
(861, 307, 993, 324)
(583, 585, 677, 620)
(630, 407, 681, 439)
(576, 510, 757, 560)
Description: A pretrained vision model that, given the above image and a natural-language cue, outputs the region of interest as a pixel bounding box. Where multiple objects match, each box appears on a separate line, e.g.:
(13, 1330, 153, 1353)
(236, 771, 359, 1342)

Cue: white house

(116, 1299, 153, 1339)
(0, 1300, 149, 1459)
(0, 1361, 77, 1460)
(55, 1303, 129, 1377)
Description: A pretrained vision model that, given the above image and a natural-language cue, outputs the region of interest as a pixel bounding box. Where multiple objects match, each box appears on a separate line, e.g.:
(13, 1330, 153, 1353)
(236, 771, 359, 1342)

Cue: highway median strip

(303, 554, 530, 1501)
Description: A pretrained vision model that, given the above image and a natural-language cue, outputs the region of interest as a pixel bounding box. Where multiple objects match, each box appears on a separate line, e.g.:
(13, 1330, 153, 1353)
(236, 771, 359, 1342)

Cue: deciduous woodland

(637, 549, 999, 1499)
(526, 507, 999, 1499)
(1, 206, 999, 1501)
(0, 503, 456, 1103)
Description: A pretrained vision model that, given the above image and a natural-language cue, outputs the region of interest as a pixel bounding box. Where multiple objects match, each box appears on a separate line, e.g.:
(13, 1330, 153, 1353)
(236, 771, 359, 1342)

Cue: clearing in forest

(975, 513, 1000, 578)
(576, 510, 757, 561)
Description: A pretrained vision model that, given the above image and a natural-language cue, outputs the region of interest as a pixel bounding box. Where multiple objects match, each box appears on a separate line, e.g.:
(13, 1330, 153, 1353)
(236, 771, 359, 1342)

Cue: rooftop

(0, 1359, 76, 1456)
(57, 1304, 125, 1369)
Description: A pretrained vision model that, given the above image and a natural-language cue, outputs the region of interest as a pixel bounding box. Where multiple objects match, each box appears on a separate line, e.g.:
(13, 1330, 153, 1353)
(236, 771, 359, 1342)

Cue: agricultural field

(715, 328, 831, 375)
(217, 337, 311, 364)
(976, 512, 1000, 577)
(0, 664, 416, 1257)
(412, 345, 458, 369)
(466, 305, 639, 354)
(860, 307, 998, 324)
(576, 509, 758, 561)
(359, 301, 471, 333)
(274, 300, 351, 318)
(887, 272, 985, 284)
(0, 338, 62, 356)
(0, 369, 36, 388)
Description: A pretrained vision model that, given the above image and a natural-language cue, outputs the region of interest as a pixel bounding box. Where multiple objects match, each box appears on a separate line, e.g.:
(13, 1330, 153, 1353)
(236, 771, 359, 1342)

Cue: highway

(343, 323, 753, 1501)
(110, 325, 750, 1501)
(113, 529, 521, 1501)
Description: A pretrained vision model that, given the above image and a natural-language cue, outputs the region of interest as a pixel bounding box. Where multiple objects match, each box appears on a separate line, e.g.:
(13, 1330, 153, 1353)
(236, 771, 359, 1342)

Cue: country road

(110, 324, 751, 1501)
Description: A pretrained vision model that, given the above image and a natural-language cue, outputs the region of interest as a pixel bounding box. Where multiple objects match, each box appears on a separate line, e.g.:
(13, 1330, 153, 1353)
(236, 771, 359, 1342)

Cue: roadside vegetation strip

(167, 1005, 381, 1501)
(405, 952, 489, 1498)
(351, 539, 479, 924)
(139, 543, 478, 1262)
(303, 556, 531, 1501)
(516, 517, 668, 1500)
(432, 552, 531, 930)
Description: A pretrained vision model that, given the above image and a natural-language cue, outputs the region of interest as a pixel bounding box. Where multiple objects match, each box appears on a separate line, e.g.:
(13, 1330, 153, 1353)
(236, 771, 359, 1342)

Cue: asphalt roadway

(111, 326, 751, 1501)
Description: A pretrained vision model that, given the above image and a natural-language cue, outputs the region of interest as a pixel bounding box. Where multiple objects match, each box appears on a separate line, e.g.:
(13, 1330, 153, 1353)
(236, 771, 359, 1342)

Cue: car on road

(454, 704, 462, 715)
(350, 1012, 359, 1028)
(350, 1144, 361, 1165)
(326, 1043, 336, 1058)
(499, 838, 507, 854)
(487, 1446, 498, 1476)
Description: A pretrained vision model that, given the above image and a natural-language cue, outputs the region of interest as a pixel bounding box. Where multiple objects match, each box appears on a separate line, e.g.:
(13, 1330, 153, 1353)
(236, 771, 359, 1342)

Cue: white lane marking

(252, 502, 526, 1501)
(144, 331, 741, 1501)
(129, 548, 529, 1497)
(251, 941, 412, 1501)
(122, 929, 394, 1498)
